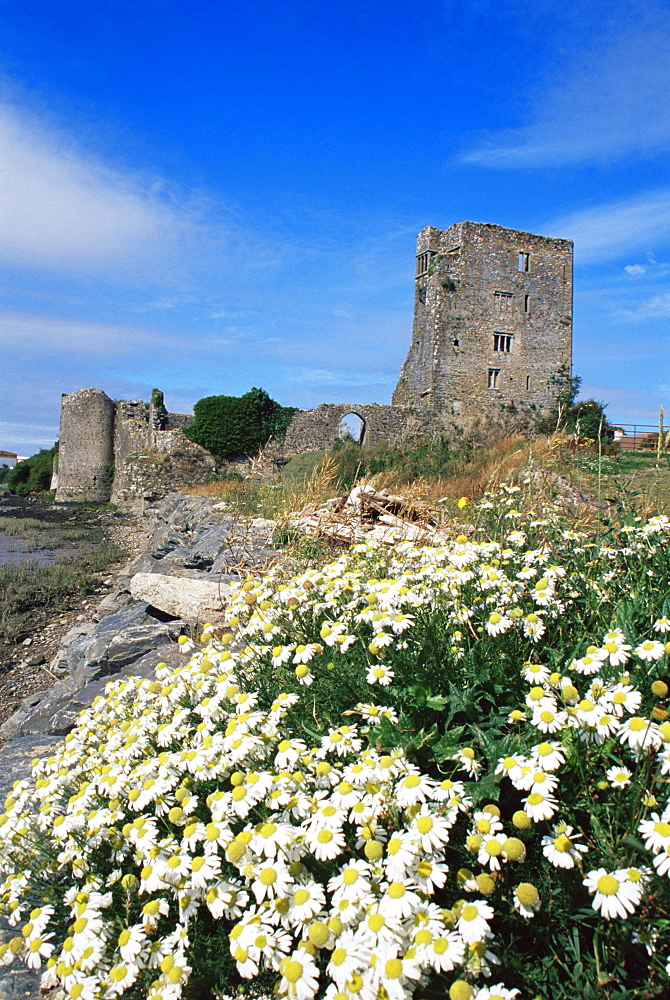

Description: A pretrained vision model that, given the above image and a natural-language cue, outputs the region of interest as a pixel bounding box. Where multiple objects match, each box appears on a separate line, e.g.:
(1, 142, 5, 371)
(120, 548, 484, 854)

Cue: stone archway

(282, 402, 442, 455)
(337, 411, 366, 445)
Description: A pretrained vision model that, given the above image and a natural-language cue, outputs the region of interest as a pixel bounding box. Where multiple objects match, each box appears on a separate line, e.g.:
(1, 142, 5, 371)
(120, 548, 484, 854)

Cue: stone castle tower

(392, 221, 573, 417)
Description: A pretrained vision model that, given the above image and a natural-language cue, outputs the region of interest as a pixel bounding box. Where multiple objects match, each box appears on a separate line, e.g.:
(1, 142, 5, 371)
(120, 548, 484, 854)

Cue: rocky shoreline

(0, 493, 281, 1000)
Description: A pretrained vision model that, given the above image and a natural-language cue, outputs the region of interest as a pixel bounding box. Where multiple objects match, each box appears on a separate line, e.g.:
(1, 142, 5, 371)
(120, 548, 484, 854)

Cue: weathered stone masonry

(282, 403, 448, 453)
(283, 222, 572, 454)
(393, 221, 573, 415)
(55, 389, 215, 505)
(55, 221, 573, 498)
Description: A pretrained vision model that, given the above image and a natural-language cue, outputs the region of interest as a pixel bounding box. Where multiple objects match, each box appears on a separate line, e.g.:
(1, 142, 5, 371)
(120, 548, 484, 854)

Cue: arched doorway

(337, 412, 366, 445)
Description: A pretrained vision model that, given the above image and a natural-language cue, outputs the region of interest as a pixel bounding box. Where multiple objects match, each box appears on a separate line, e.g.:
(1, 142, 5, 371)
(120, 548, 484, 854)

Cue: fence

(612, 423, 665, 450)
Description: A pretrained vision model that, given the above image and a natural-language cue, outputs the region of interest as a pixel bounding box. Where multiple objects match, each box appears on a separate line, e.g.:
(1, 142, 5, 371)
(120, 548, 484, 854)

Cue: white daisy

(619, 717, 662, 754)
(541, 824, 588, 868)
(606, 765, 632, 788)
(457, 899, 494, 943)
(366, 664, 395, 686)
(278, 949, 320, 1000)
(523, 791, 558, 821)
(634, 640, 665, 662)
(583, 868, 640, 919)
(530, 741, 565, 771)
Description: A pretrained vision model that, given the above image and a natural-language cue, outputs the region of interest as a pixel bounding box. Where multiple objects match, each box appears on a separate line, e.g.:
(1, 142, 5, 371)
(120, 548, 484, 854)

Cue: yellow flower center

(597, 875, 619, 896)
(283, 960, 303, 983)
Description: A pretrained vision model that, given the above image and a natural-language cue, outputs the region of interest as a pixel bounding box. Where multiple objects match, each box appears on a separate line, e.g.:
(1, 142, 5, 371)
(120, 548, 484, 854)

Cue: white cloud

(625, 264, 646, 275)
(462, 15, 670, 168)
(578, 383, 669, 425)
(545, 188, 670, 263)
(0, 311, 172, 357)
(0, 104, 205, 276)
(622, 292, 670, 320)
(0, 420, 59, 450)
(281, 367, 396, 387)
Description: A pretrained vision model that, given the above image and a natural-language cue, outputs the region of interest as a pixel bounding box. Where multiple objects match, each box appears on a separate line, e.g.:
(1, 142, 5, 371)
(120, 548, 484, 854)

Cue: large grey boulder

(68, 603, 182, 689)
(182, 524, 229, 569)
(150, 527, 189, 559)
(130, 572, 231, 623)
(0, 644, 186, 743)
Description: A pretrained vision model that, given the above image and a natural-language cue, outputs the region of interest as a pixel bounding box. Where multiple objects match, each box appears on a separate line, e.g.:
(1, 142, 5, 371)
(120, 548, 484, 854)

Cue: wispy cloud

(619, 292, 670, 320)
(0, 311, 172, 357)
(0, 420, 59, 450)
(579, 383, 668, 424)
(0, 105, 197, 276)
(545, 188, 670, 263)
(281, 367, 396, 387)
(0, 102, 280, 285)
(462, 14, 670, 168)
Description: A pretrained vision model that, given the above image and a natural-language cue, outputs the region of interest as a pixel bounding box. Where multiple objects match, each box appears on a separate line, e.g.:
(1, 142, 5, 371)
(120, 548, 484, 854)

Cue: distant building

(0, 451, 18, 469)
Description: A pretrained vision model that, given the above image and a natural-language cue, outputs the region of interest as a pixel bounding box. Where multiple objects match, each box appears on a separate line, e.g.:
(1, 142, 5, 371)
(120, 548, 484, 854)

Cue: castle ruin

(55, 388, 215, 505)
(55, 221, 573, 503)
(393, 221, 573, 414)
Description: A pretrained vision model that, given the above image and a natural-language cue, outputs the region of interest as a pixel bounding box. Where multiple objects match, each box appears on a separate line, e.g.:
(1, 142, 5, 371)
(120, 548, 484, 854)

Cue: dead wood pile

(288, 484, 454, 545)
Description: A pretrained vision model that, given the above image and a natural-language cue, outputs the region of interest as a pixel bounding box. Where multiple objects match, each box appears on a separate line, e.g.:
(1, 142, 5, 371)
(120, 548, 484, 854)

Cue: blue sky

(1, 0, 669, 455)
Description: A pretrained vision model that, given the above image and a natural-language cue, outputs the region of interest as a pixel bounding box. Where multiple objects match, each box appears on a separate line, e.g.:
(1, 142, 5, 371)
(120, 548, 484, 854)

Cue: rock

(149, 527, 188, 559)
(182, 524, 229, 569)
(130, 573, 231, 623)
(126, 550, 160, 575)
(93, 588, 134, 619)
(69, 604, 183, 689)
(60, 622, 98, 648)
(0, 736, 63, 798)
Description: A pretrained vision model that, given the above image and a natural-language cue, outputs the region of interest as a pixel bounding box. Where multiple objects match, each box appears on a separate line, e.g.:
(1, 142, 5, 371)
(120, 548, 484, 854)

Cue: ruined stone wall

(55, 388, 115, 502)
(392, 222, 573, 421)
(111, 404, 213, 508)
(282, 403, 448, 455)
(56, 389, 213, 507)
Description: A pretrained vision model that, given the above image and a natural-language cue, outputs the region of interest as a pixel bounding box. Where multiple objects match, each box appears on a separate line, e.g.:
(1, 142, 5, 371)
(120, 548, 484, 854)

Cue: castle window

(518, 252, 530, 272)
(453, 338, 459, 347)
(493, 333, 512, 353)
(524, 294, 530, 313)
(488, 368, 500, 389)
(494, 290, 513, 312)
(416, 250, 436, 277)
(526, 375, 531, 390)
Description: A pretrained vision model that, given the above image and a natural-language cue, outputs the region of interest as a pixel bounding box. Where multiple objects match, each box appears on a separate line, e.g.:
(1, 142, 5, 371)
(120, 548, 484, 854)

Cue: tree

(183, 389, 297, 459)
(538, 366, 613, 439)
(5, 444, 58, 494)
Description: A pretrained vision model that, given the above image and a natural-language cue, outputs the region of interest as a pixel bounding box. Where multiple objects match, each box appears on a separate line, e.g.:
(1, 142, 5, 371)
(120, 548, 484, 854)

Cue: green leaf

(464, 772, 499, 804)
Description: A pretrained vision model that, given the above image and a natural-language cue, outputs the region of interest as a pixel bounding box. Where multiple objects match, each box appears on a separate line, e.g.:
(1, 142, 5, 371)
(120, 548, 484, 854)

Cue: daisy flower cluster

(0, 486, 667, 998)
(0, 641, 535, 1000)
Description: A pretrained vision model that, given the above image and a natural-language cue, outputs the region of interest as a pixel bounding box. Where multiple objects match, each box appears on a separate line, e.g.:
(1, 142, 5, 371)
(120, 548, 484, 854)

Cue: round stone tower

(55, 388, 115, 502)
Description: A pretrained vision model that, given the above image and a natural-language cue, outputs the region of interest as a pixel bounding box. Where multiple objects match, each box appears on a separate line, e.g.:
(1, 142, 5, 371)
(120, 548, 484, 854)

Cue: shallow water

(0, 532, 70, 566)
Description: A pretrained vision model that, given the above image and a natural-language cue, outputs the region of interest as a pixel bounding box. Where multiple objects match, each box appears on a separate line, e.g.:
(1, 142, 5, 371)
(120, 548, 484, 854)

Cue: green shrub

(538, 366, 615, 440)
(184, 388, 297, 459)
(328, 434, 458, 490)
(5, 444, 58, 494)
